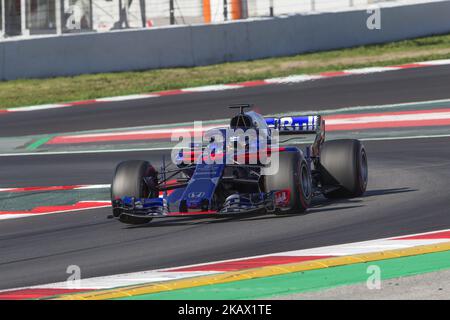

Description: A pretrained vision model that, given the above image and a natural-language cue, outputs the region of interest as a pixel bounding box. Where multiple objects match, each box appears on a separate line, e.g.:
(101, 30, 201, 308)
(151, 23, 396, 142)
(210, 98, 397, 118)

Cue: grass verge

(2, 33, 450, 109)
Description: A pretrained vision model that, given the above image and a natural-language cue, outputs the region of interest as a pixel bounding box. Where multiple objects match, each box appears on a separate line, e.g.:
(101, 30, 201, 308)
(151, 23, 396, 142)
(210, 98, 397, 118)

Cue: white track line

(95, 94, 158, 102)
(0, 184, 110, 192)
(268, 97, 450, 117)
(9, 104, 70, 112)
(182, 84, 242, 92)
(0, 201, 111, 221)
(58, 124, 222, 139)
(344, 66, 402, 74)
(326, 111, 450, 125)
(265, 74, 324, 84)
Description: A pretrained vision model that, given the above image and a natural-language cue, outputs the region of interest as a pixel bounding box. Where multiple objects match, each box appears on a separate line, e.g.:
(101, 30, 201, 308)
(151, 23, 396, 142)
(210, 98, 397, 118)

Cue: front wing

(112, 189, 292, 219)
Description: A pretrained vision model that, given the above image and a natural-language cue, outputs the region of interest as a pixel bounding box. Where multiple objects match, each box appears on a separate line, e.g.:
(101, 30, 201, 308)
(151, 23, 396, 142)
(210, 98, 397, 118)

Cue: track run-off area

(0, 62, 449, 299)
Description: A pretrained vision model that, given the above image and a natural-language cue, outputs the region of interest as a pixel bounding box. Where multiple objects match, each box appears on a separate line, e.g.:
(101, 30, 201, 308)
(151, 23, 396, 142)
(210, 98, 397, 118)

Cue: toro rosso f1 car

(110, 105, 368, 224)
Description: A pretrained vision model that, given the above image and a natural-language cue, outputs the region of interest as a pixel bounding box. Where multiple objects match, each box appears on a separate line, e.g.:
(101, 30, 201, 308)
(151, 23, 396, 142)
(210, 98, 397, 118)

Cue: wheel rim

(301, 164, 312, 199)
(359, 149, 368, 189)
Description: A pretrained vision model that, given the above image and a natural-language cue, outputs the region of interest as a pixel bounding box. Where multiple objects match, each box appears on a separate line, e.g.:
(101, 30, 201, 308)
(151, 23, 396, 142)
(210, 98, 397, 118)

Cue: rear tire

(111, 160, 158, 223)
(319, 139, 368, 198)
(265, 150, 312, 214)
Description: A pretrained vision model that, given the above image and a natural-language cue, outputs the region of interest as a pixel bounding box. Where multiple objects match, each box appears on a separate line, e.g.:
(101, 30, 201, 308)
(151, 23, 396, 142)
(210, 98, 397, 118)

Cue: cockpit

(229, 109, 269, 132)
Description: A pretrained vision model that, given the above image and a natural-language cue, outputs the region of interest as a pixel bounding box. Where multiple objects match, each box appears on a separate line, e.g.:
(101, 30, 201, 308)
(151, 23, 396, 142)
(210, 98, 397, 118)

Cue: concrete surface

(269, 268, 450, 299)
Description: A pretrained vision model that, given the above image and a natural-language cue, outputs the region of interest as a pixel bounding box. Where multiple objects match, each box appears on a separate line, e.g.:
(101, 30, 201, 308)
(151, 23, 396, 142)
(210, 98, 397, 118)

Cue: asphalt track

(1, 137, 450, 290)
(2, 64, 450, 137)
(0, 66, 450, 290)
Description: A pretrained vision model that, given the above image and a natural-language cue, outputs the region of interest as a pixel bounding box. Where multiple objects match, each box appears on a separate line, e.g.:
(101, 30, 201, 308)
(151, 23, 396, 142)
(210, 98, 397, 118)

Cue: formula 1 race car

(110, 104, 368, 224)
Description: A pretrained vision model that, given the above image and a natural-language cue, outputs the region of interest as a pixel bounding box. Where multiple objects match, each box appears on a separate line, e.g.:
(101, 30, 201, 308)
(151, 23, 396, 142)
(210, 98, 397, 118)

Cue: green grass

(3, 33, 450, 109)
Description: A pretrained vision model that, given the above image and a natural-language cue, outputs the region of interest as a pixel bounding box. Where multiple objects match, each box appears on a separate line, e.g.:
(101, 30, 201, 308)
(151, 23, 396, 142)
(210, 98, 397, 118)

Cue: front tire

(265, 150, 312, 214)
(111, 160, 157, 223)
(319, 139, 368, 198)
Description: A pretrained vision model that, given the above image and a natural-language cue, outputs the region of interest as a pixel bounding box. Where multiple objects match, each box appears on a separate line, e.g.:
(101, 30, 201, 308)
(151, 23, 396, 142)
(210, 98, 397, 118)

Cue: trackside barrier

(1, 0, 450, 80)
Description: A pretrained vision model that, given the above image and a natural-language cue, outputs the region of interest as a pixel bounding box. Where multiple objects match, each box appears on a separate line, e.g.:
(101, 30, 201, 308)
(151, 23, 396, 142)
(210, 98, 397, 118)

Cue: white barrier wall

(1, 0, 450, 80)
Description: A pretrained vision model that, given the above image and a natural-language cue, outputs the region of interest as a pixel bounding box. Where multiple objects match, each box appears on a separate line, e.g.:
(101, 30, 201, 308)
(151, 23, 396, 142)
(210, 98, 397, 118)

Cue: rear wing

(265, 115, 324, 135)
